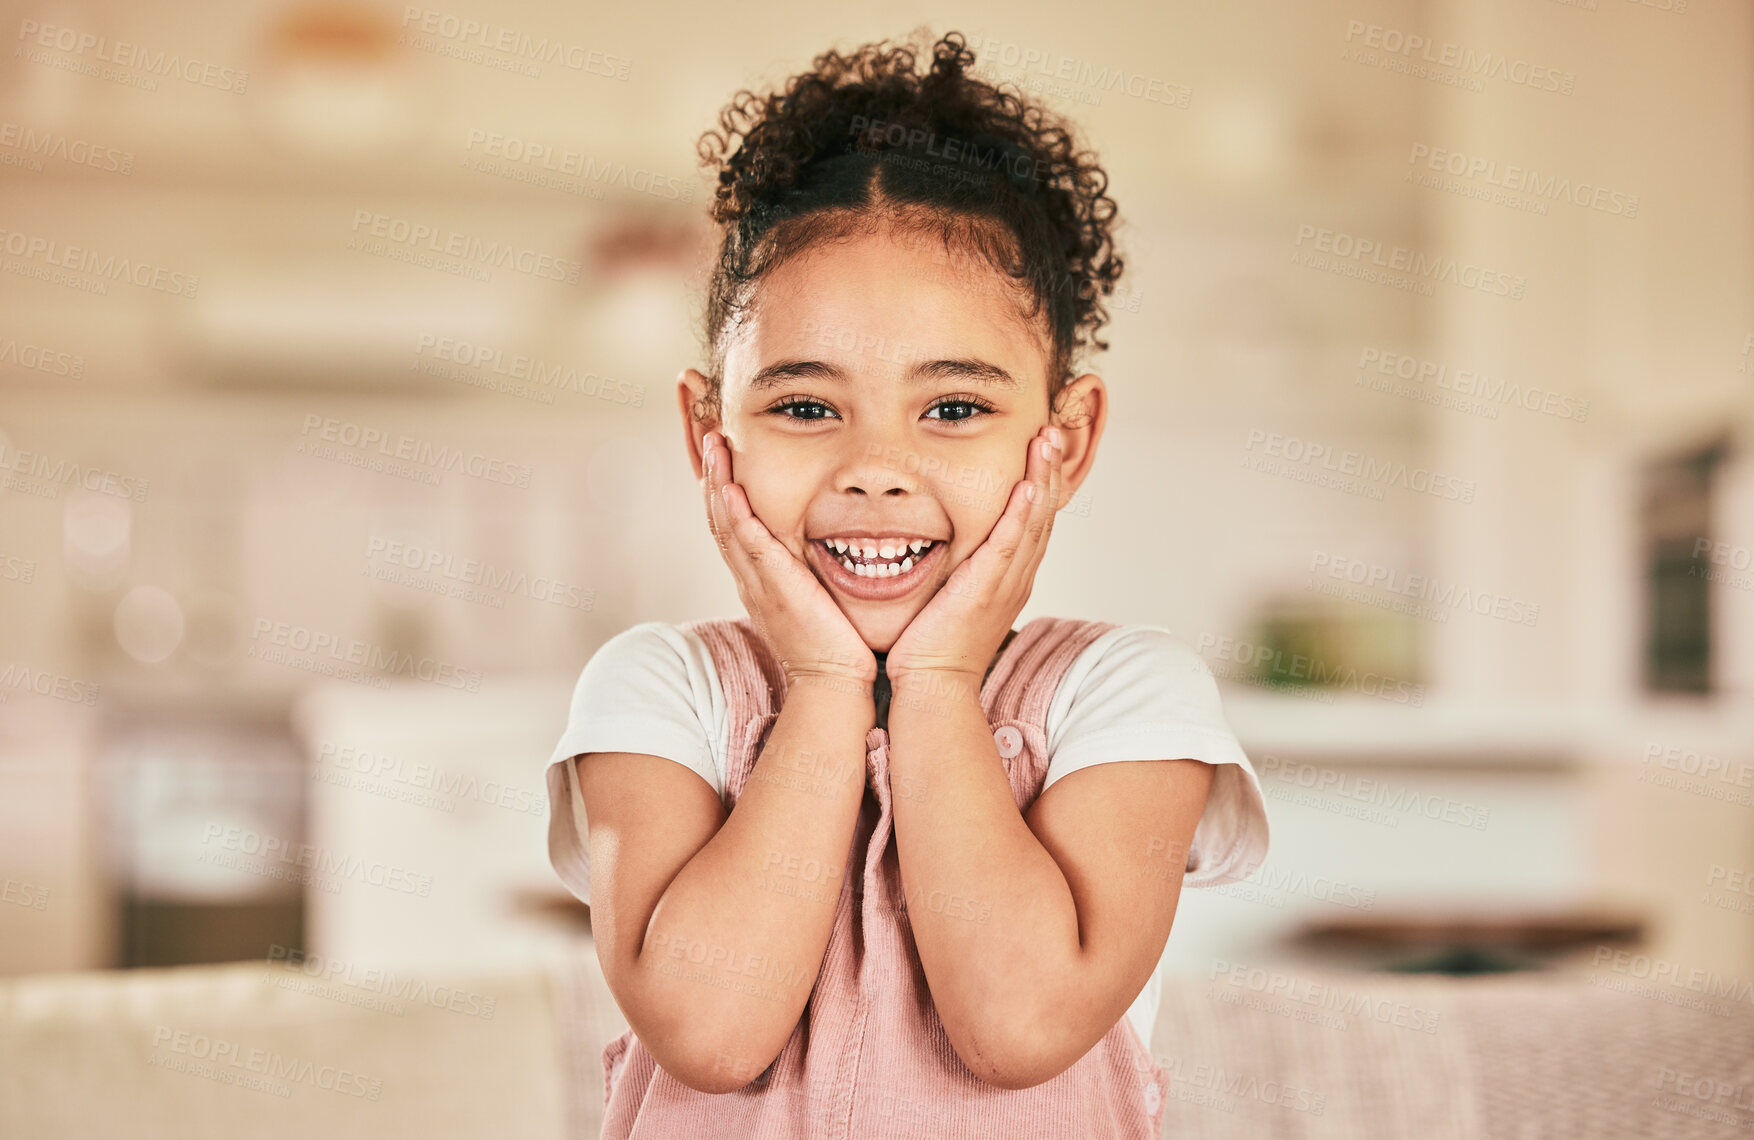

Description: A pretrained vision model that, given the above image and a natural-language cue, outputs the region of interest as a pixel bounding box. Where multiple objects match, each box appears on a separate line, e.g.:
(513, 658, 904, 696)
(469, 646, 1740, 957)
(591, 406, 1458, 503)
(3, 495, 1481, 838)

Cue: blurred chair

(3, 947, 1750, 1138)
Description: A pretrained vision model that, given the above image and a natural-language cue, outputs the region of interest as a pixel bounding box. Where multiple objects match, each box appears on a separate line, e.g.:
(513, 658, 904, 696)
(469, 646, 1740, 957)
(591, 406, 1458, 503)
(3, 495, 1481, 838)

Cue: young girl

(545, 31, 1269, 1138)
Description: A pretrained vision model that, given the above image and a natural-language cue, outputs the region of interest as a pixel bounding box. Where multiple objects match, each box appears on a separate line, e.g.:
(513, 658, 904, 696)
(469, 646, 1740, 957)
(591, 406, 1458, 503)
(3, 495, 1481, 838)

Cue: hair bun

(692, 29, 1124, 420)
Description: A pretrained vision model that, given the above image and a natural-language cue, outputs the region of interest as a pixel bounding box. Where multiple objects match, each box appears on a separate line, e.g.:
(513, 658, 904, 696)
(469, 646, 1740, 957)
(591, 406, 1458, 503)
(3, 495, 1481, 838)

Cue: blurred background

(1, 0, 1751, 1126)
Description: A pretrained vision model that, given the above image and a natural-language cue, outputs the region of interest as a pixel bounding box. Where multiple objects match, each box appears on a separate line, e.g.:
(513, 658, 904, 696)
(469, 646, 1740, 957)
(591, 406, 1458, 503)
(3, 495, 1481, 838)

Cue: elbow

(945, 1008, 1077, 1092)
(653, 1037, 781, 1095)
(606, 989, 786, 1094)
(638, 1007, 789, 1094)
(605, 963, 793, 1095)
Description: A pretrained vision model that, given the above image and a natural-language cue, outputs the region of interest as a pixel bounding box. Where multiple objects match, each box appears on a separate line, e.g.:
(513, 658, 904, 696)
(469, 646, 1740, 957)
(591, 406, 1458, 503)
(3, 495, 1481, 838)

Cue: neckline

(871, 623, 1028, 733)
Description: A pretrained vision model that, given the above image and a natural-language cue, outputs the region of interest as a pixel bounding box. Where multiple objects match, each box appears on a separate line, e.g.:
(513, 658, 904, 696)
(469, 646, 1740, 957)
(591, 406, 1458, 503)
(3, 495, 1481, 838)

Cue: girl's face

(678, 224, 1106, 653)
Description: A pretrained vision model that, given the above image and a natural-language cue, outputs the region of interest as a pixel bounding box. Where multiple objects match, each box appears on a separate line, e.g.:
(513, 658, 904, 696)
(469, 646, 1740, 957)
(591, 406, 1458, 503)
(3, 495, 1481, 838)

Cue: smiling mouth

(816, 537, 940, 578)
(806, 536, 947, 601)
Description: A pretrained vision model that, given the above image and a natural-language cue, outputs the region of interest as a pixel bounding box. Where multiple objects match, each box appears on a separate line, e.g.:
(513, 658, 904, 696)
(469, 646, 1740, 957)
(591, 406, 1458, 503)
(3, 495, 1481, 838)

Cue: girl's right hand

(700, 430, 878, 687)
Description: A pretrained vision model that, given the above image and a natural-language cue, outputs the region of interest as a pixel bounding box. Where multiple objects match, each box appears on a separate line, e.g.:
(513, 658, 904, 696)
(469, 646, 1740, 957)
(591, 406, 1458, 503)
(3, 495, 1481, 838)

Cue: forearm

(633, 675, 874, 1088)
(884, 670, 1085, 1079)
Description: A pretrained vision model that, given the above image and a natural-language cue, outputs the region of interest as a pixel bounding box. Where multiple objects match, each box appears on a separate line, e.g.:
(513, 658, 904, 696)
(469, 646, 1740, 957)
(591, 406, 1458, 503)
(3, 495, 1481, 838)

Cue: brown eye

(925, 395, 997, 424)
(767, 397, 838, 421)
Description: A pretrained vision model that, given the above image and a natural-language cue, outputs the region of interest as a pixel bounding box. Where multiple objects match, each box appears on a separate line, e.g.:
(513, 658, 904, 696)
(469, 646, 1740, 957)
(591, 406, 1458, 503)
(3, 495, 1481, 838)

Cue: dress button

(993, 725, 1023, 758)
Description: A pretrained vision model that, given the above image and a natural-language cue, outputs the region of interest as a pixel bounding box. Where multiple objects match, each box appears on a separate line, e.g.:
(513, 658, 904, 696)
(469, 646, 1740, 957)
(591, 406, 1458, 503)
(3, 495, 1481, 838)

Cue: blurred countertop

(1219, 686, 1754, 769)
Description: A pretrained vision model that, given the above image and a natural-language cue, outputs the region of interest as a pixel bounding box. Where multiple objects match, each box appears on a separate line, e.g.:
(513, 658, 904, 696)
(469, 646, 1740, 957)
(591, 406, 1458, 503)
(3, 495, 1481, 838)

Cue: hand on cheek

(883, 425, 1064, 687)
(699, 430, 878, 685)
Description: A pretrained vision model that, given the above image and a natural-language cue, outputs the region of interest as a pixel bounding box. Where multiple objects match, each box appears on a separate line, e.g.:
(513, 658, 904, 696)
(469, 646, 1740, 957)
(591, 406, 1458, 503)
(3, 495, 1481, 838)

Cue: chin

(843, 604, 915, 655)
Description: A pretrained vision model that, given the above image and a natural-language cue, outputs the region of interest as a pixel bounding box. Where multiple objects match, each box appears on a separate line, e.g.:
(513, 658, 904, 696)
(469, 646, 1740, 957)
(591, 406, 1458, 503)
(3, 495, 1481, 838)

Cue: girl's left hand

(883, 425, 1064, 687)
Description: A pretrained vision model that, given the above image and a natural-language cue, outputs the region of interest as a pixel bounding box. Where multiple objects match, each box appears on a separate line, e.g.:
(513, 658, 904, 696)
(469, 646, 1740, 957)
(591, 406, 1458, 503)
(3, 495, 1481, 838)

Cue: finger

(1012, 430, 1059, 578)
(700, 430, 725, 525)
(1050, 428, 1065, 511)
(702, 439, 734, 553)
(703, 435, 752, 572)
(980, 463, 1038, 565)
(1044, 427, 1064, 521)
(724, 483, 801, 569)
(1034, 429, 1064, 561)
(724, 481, 810, 591)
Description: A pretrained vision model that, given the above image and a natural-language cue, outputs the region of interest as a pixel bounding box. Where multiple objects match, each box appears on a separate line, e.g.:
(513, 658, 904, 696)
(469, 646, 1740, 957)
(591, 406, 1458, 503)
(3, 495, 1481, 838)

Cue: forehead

(723, 227, 1050, 392)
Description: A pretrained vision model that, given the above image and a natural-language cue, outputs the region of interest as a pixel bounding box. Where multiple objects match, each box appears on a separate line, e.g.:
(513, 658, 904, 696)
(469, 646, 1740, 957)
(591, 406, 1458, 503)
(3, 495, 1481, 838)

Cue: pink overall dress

(598, 615, 1169, 1139)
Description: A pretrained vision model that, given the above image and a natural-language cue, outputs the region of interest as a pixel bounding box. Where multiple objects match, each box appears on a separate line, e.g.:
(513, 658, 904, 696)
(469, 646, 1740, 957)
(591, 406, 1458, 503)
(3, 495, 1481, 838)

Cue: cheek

(734, 458, 810, 539)
(934, 447, 1026, 543)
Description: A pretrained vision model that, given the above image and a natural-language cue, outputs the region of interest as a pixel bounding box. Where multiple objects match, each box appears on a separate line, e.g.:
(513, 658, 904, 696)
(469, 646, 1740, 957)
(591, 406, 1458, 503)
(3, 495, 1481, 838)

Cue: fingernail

(1026, 482, 1039, 503)
(1046, 427, 1064, 449)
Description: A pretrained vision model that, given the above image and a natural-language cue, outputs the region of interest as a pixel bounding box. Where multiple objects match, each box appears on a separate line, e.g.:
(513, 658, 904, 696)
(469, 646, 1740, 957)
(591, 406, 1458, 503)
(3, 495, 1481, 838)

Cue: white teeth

(836, 554, 917, 578)
(824, 537, 936, 579)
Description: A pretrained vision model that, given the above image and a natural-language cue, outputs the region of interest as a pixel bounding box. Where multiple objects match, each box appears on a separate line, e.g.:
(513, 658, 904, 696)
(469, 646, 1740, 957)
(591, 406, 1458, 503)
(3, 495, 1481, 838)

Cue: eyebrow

(745, 358, 1023, 393)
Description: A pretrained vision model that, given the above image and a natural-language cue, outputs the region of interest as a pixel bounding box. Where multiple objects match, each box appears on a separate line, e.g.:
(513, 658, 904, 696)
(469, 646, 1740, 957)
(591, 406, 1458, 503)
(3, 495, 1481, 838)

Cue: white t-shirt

(545, 620, 1270, 1048)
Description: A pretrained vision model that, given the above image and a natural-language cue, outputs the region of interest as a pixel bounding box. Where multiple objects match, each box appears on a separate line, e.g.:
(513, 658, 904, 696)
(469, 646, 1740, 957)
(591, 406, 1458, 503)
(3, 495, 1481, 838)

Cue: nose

(834, 427, 919, 498)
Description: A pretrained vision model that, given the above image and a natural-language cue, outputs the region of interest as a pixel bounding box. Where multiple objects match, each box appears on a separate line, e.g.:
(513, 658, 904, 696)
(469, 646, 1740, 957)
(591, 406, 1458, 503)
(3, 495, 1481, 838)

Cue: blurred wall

(0, 0, 1751, 981)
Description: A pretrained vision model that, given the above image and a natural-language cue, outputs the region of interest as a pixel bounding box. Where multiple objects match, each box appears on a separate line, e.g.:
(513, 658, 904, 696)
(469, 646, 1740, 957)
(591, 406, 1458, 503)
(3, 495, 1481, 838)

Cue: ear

(676, 368, 719, 480)
(1048, 373, 1106, 510)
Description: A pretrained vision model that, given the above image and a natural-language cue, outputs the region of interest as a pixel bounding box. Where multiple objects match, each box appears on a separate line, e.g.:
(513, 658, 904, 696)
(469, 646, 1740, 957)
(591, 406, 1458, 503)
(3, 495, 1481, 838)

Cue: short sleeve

(1041, 625, 1269, 889)
(544, 622, 728, 907)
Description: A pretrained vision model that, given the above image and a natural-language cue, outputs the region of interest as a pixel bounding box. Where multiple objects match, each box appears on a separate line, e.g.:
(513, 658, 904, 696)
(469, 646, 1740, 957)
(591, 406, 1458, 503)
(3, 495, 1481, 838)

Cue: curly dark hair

(691, 29, 1125, 426)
